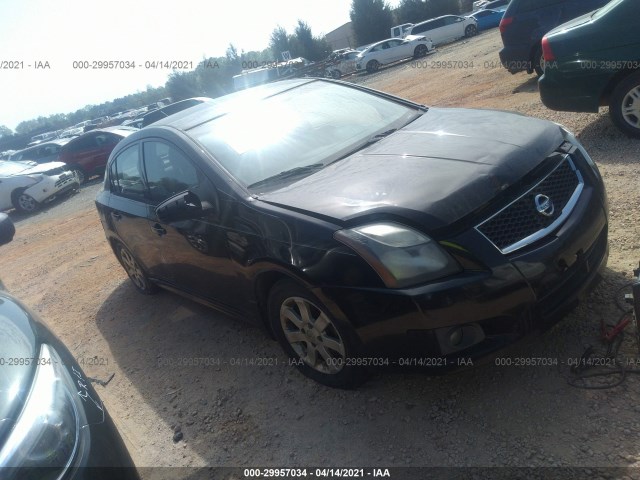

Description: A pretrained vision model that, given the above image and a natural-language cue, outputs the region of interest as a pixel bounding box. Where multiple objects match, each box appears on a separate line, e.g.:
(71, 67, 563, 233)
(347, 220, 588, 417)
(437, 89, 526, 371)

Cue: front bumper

(25, 171, 79, 204)
(320, 166, 608, 361)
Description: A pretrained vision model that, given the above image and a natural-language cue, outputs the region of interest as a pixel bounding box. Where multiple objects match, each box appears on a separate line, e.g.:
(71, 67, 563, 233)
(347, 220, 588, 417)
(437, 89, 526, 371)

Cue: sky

(0, 0, 402, 131)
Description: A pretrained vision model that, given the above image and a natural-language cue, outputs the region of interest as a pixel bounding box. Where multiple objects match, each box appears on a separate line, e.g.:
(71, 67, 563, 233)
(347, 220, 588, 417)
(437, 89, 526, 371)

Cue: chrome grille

(476, 155, 583, 254)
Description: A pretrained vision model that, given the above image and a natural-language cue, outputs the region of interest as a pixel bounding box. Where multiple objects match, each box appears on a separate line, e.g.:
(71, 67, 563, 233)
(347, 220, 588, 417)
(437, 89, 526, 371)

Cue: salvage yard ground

(3, 29, 640, 476)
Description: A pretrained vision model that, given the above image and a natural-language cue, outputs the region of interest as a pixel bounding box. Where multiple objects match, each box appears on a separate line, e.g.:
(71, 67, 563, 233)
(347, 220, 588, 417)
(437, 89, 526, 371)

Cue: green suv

(539, 0, 640, 137)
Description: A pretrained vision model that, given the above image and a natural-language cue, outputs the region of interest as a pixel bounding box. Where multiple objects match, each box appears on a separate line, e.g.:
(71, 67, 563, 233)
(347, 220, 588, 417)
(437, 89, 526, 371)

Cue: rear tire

(533, 47, 544, 76)
(414, 44, 428, 58)
(609, 71, 640, 139)
(12, 189, 39, 213)
(268, 279, 367, 388)
(116, 243, 159, 294)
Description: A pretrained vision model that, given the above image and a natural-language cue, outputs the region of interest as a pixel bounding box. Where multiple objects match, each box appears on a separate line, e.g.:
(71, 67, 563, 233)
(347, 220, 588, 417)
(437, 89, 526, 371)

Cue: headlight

(561, 128, 601, 180)
(0, 344, 89, 480)
(335, 222, 461, 288)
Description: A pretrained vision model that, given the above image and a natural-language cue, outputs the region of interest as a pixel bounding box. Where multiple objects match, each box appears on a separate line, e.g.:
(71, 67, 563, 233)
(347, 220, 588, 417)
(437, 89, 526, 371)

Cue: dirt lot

(3, 29, 640, 478)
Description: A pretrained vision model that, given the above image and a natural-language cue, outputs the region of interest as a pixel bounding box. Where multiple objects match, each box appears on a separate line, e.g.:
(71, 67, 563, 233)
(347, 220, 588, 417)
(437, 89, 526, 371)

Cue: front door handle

(151, 223, 167, 236)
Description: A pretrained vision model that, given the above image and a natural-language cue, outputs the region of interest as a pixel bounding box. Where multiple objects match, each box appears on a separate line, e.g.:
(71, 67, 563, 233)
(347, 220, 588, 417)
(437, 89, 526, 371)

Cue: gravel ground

(2, 28, 640, 479)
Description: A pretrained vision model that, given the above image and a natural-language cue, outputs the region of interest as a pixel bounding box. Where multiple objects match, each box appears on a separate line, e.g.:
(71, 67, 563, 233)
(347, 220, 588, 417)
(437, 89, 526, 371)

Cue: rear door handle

(151, 223, 166, 236)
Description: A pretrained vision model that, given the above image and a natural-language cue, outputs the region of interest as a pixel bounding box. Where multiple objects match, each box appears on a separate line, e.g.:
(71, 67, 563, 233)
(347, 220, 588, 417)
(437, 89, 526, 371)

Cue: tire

(331, 69, 341, 79)
(116, 243, 158, 294)
(366, 60, 379, 73)
(268, 279, 367, 388)
(533, 47, 544, 77)
(414, 44, 428, 58)
(69, 166, 86, 184)
(609, 71, 640, 139)
(12, 189, 39, 213)
(465, 25, 478, 38)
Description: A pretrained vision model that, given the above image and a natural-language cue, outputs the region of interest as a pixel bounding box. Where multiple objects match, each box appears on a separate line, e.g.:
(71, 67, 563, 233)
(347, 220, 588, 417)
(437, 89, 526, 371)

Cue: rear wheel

(366, 60, 379, 73)
(12, 190, 39, 213)
(414, 44, 428, 58)
(610, 71, 640, 139)
(465, 25, 478, 37)
(116, 243, 158, 294)
(268, 279, 366, 388)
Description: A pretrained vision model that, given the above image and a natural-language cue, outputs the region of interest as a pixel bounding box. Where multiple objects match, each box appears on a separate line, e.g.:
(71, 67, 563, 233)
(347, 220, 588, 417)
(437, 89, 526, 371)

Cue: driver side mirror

(156, 190, 204, 223)
(0, 213, 15, 246)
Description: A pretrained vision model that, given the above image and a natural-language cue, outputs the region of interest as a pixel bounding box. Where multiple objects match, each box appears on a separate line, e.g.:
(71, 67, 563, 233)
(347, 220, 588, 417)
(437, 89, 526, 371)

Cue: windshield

(190, 82, 420, 190)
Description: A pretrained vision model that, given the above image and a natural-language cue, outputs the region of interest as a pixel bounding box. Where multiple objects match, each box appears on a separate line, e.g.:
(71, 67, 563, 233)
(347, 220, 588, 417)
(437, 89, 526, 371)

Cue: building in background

(325, 22, 357, 50)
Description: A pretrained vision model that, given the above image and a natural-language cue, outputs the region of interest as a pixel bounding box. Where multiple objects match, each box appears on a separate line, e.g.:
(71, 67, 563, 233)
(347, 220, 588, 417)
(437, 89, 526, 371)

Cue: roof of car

(152, 79, 315, 131)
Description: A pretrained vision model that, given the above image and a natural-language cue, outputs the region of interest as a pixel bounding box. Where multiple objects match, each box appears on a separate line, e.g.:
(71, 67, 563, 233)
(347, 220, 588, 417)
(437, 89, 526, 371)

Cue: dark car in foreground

(499, 0, 610, 75)
(0, 214, 139, 479)
(96, 79, 608, 388)
(57, 127, 137, 184)
(539, 0, 640, 138)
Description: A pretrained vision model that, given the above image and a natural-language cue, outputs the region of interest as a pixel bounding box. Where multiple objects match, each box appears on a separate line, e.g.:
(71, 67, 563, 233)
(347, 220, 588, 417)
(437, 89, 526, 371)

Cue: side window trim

(110, 142, 149, 201)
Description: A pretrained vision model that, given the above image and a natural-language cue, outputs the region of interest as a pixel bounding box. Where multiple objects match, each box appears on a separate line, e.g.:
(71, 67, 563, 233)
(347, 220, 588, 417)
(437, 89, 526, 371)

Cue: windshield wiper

(247, 163, 325, 190)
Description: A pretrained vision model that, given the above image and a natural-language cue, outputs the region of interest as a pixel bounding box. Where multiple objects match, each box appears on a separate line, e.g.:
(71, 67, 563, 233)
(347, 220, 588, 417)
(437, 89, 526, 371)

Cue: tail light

(499, 16, 513, 34)
(541, 36, 555, 62)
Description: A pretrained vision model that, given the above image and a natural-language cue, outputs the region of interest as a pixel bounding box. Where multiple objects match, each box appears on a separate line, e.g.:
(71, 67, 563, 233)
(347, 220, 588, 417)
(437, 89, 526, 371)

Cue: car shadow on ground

(577, 114, 640, 163)
(94, 264, 639, 469)
(512, 75, 538, 94)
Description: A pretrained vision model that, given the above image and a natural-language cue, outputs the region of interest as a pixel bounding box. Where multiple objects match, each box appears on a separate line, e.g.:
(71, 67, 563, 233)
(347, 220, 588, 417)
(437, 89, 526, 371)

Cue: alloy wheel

(119, 247, 148, 291)
(621, 86, 640, 129)
(18, 194, 38, 212)
(280, 296, 346, 374)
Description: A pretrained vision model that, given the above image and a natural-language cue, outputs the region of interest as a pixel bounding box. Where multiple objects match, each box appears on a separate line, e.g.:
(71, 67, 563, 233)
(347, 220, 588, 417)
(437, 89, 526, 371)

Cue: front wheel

(331, 69, 341, 79)
(12, 190, 39, 213)
(366, 60, 379, 73)
(116, 243, 158, 294)
(268, 280, 366, 388)
(609, 71, 640, 138)
(465, 25, 478, 37)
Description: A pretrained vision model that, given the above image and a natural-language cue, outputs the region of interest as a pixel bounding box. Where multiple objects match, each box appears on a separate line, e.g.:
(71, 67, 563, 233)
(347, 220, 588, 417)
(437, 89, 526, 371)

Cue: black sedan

(0, 214, 139, 478)
(95, 79, 608, 387)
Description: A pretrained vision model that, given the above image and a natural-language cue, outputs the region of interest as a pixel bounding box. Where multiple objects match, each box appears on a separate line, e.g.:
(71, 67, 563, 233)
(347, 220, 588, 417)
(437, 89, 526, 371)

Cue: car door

(93, 132, 121, 171)
(442, 16, 464, 42)
(66, 133, 102, 173)
(425, 18, 447, 44)
(141, 139, 244, 311)
(387, 39, 410, 61)
(105, 143, 167, 280)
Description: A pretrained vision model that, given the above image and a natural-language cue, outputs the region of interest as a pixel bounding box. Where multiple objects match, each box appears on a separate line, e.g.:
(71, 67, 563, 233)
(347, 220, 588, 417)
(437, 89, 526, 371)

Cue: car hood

(259, 107, 564, 229)
(9, 161, 67, 175)
(0, 292, 37, 443)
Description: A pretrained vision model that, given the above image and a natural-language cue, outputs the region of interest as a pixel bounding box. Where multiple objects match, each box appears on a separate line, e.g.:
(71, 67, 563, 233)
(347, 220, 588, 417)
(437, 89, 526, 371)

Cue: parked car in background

(469, 8, 505, 30)
(481, 0, 510, 11)
(539, 0, 640, 138)
(390, 23, 414, 38)
(9, 138, 71, 164)
(57, 127, 137, 184)
(0, 213, 140, 479)
(0, 150, 16, 160)
(59, 126, 84, 138)
(140, 98, 211, 127)
(406, 15, 478, 45)
(356, 36, 434, 73)
(0, 160, 79, 212)
(326, 50, 360, 79)
(96, 78, 608, 387)
(499, 0, 610, 76)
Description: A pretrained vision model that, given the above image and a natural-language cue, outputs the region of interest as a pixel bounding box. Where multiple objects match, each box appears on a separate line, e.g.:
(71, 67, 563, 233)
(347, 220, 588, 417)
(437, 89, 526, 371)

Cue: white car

(0, 161, 79, 213)
(326, 50, 360, 79)
(355, 35, 434, 73)
(405, 15, 478, 45)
